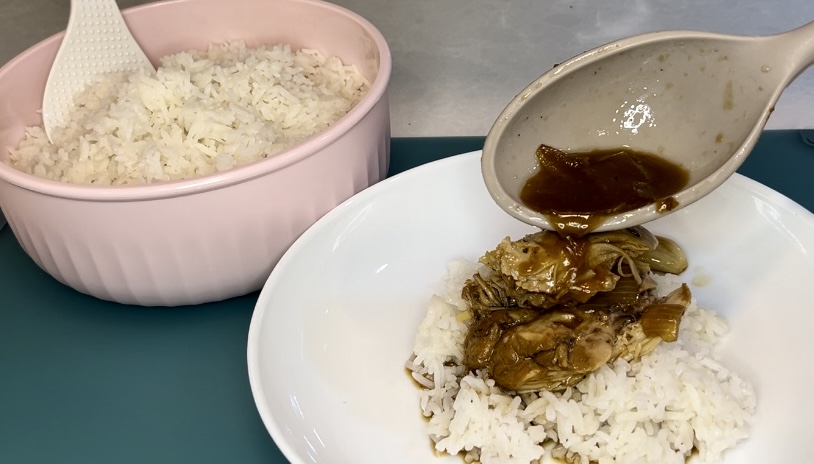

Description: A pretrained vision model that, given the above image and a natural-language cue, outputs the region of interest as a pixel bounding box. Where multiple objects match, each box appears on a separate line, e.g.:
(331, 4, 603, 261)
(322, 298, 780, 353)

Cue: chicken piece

(487, 308, 623, 392)
(463, 308, 539, 368)
(484, 286, 692, 393)
(459, 228, 692, 393)
(474, 227, 658, 308)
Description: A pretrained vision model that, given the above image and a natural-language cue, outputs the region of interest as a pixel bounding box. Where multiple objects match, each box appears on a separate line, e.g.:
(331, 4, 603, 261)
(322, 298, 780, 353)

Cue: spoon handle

(771, 20, 814, 76)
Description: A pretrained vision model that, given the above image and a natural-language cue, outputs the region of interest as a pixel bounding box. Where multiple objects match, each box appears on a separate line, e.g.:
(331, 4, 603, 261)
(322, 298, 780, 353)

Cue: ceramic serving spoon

(42, 0, 154, 142)
(482, 20, 814, 233)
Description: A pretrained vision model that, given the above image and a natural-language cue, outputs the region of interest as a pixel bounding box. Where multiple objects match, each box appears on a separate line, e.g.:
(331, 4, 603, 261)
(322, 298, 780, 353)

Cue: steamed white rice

(407, 260, 756, 464)
(9, 41, 369, 185)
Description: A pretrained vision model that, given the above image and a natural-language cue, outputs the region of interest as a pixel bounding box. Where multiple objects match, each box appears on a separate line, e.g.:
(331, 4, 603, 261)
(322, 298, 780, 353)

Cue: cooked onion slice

(640, 303, 685, 342)
(638, 236, 688, 274)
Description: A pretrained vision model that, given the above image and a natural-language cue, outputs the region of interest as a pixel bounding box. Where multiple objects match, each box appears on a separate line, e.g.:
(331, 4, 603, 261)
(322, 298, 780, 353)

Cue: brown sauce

(515, 230, 591, 278)
(519, 144, 689, 235)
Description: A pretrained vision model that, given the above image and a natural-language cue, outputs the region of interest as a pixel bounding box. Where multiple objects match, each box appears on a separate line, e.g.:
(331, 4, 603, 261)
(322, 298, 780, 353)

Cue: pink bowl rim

(0, 0, 391, 202)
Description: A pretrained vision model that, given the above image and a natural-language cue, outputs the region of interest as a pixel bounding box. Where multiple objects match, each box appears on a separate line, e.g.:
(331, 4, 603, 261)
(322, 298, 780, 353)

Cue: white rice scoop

(42, 0, 155, 142)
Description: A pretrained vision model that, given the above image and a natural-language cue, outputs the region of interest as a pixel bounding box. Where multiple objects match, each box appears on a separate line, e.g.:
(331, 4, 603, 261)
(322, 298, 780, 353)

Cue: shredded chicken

(461, 226, 691, 393)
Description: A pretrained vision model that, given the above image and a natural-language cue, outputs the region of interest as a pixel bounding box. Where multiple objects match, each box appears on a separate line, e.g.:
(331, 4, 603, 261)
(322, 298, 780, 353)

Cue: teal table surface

(1, 133, 812, 464)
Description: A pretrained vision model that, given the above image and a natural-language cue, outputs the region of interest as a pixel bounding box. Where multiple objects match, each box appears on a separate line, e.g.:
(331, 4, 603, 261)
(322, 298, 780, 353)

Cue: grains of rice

(407, 261, 756, 464)
(9, 41, 369, 185)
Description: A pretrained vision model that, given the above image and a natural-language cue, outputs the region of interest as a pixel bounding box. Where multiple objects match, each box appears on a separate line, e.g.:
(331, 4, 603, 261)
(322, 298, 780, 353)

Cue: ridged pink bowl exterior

(0, 0, 391, 306)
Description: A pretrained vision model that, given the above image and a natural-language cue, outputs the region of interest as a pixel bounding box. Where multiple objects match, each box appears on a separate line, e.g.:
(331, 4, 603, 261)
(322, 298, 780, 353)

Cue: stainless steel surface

(1, 0, 813, 137)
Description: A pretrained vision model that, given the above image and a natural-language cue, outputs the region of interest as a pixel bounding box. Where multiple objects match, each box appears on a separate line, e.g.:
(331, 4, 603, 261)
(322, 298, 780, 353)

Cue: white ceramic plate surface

(247, 151, 814, 463)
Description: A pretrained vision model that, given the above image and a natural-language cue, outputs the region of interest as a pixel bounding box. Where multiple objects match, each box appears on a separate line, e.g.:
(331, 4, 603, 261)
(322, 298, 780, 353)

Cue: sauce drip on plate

(519, 144, 689, 234)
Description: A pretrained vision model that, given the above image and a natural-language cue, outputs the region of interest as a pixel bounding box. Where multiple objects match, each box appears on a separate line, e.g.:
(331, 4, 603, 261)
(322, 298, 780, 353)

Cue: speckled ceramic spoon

(42, 0, 154, 142)
(482, 20, 814, 233)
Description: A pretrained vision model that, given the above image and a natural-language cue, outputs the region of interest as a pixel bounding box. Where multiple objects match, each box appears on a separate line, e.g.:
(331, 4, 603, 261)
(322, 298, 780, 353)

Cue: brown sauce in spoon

(519, 144, 689, 235)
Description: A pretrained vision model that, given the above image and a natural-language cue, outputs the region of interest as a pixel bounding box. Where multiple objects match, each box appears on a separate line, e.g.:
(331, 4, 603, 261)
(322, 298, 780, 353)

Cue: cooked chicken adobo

(461, 226, 690, 393)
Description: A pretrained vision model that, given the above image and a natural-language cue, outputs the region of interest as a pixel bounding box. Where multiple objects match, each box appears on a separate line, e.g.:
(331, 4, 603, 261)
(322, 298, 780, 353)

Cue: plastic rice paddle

(42, 0, 155, 142)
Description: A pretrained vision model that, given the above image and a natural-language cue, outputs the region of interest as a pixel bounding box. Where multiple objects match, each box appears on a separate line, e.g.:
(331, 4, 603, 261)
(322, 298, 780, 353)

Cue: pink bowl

(0, 0, 391, 306)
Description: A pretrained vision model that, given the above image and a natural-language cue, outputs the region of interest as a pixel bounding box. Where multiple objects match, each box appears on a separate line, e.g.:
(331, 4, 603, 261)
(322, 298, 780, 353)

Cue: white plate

(247, 151, 814, 463)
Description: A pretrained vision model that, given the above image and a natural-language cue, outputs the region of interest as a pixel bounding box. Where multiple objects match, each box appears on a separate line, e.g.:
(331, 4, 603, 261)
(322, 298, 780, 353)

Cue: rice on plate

(9, 41, 368, 185)
(407, 232, 756, 464)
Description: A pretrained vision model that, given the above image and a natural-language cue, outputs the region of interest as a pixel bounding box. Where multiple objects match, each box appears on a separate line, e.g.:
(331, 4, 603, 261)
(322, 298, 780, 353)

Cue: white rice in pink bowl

(0, 0, 392, 306)
(9, 41, 368, 185)
(407, 252, 756, 464)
